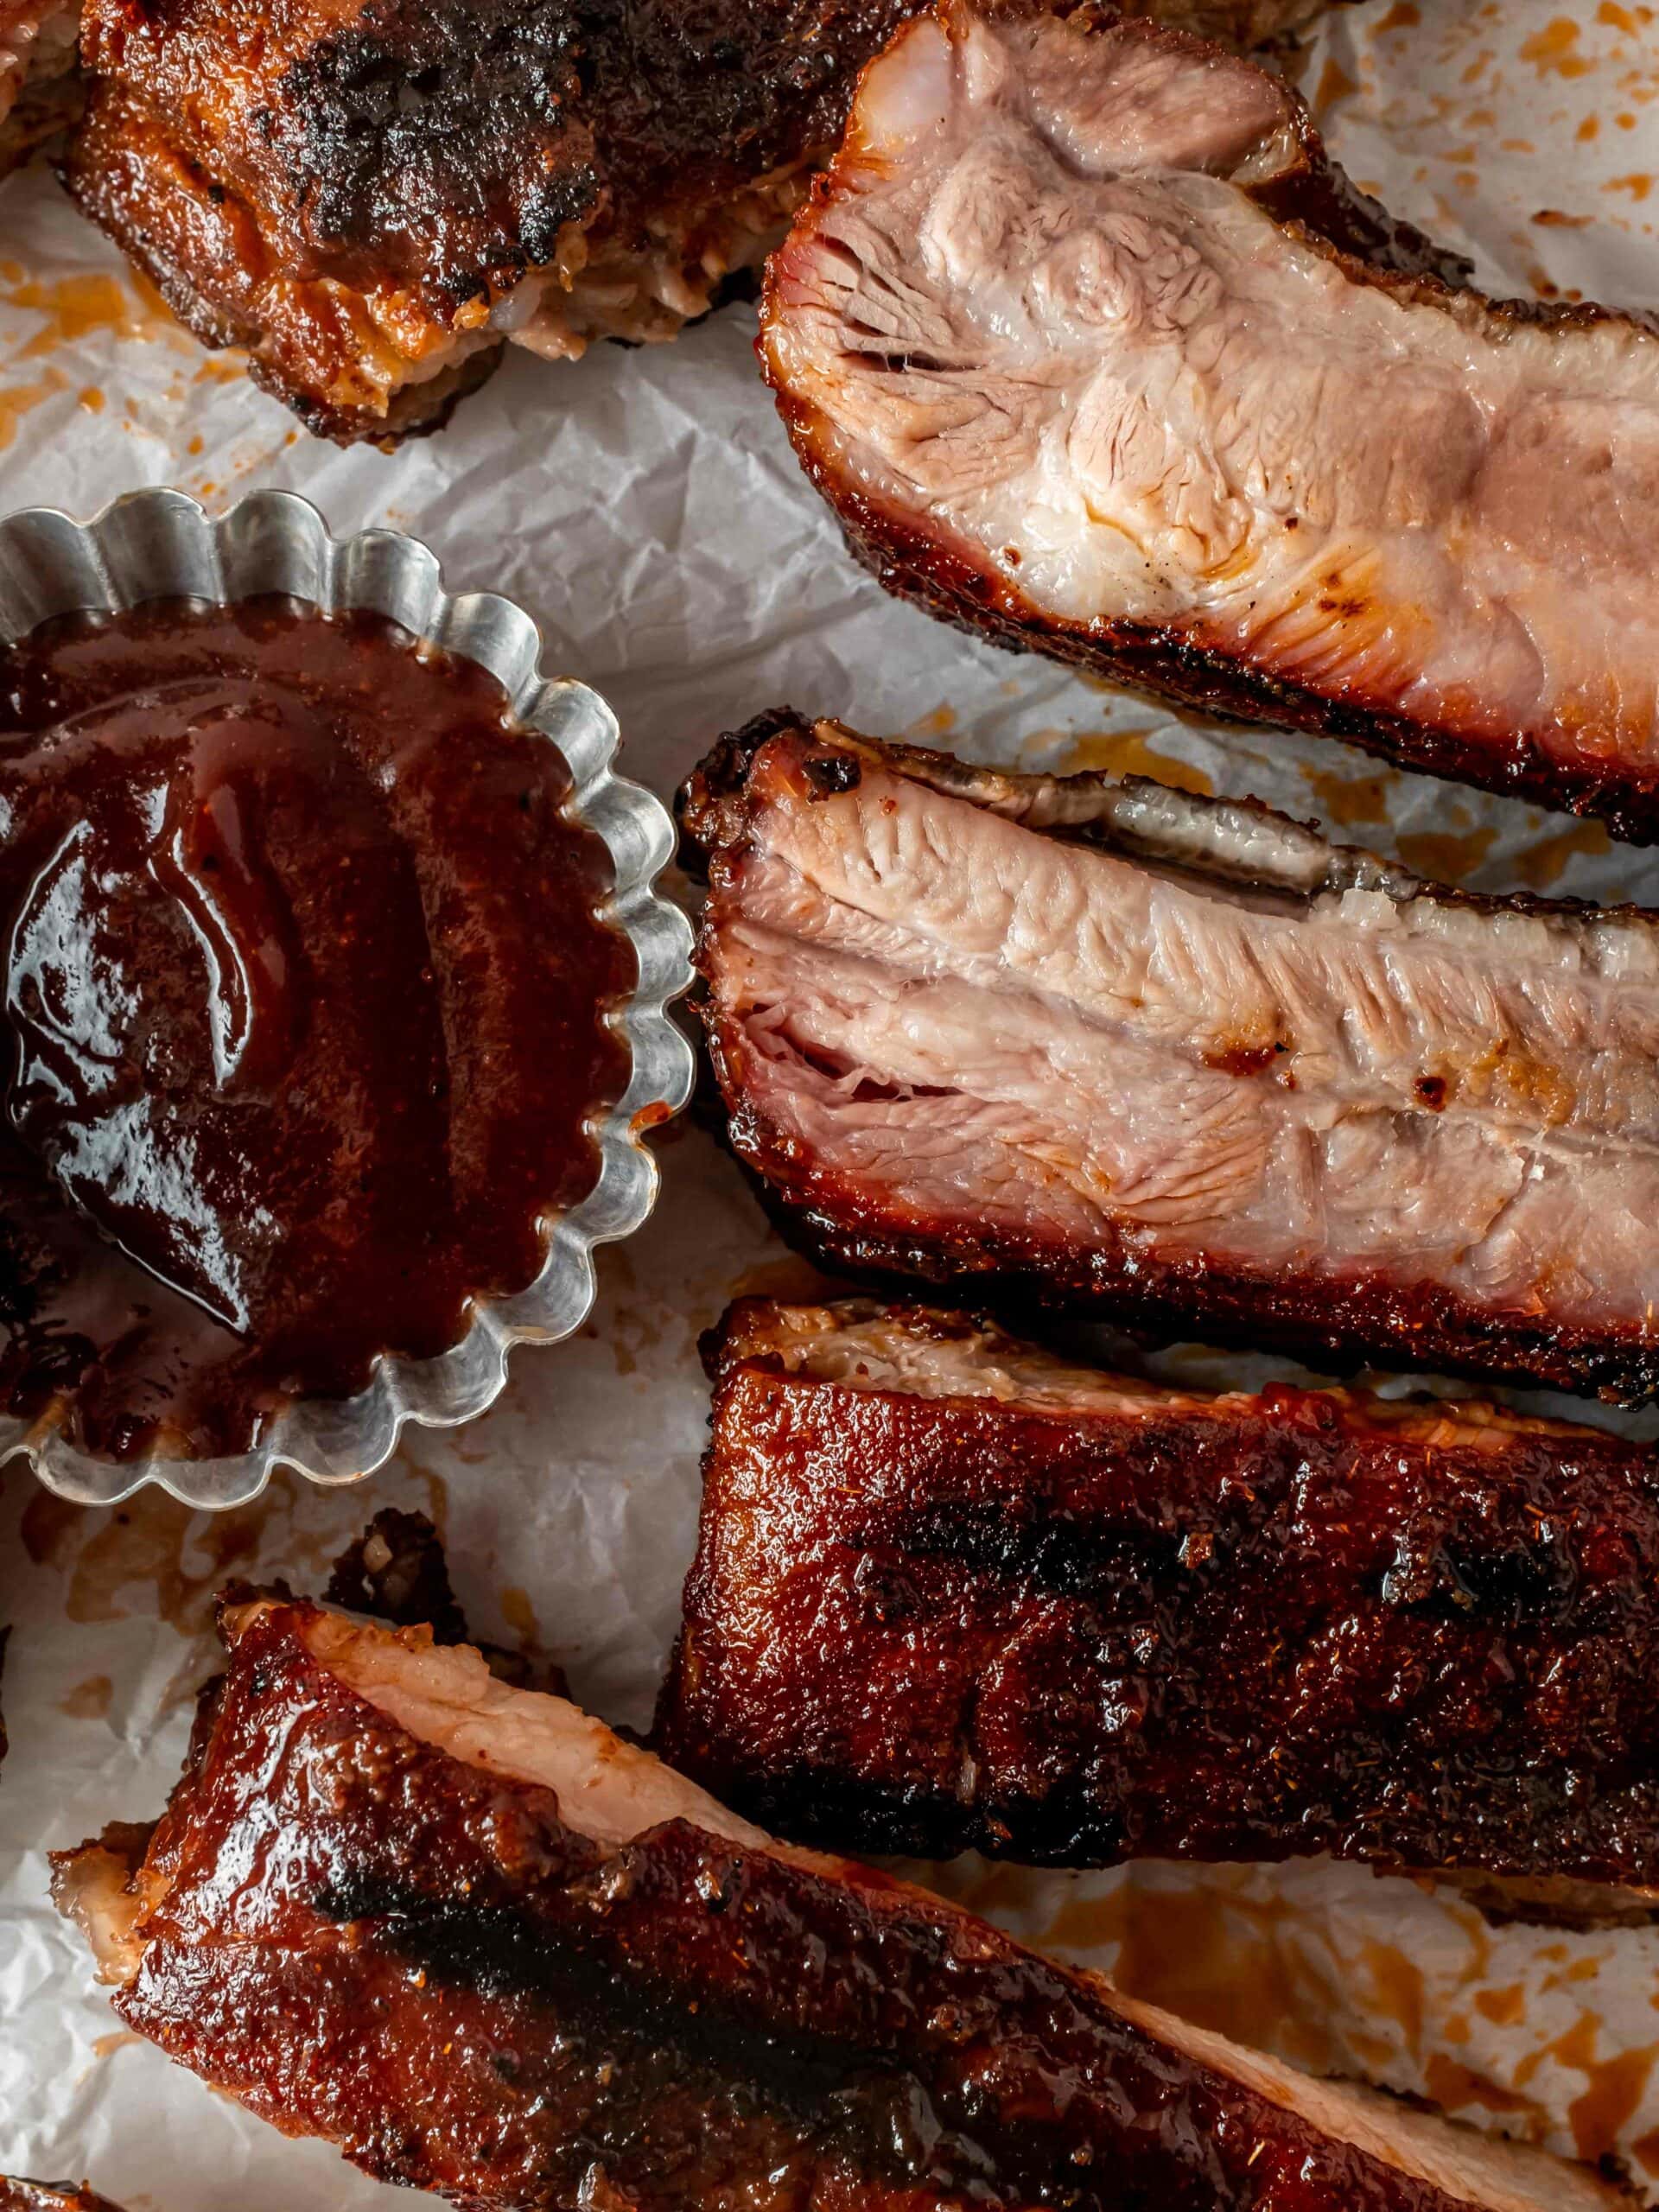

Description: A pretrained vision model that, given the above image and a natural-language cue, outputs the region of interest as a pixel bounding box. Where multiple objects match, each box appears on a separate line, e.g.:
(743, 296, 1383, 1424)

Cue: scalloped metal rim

(0, 486, 695, 1510)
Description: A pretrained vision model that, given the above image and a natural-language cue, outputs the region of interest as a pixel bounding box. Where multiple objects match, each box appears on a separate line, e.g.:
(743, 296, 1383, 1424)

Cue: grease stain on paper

(1044, 726, 1216, 795)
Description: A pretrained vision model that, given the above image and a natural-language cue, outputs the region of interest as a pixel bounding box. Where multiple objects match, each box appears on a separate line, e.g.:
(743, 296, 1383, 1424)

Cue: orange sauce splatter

(192, 354, 250, 383)
(77, 385, 105, 414)
(1361, 1939, 1426, 2054)
(1516, 2007, 1599, 2092)
(1579, 112, 1603, 140)
(1567, 2044, 1659, 2162)
(59, 1674, 113, 1720)
(1605, 173, 1655, 200)
(4, 273, 144, 359)
(1057, 728, 1215, 796)
(1421, 2053, 1537, 2120)
(1395, 824, 1498, 880)
(0, 369, 66, 452)
(1519, 17, 1595, 75)
(1374, 0, 1421, 28)
(906, 703, 958, 741)
(1313, 57, 1358, 113)
(499, 1586, 539, 1643)
(1301, 766, 1394, 828)
(1039, 1879, 1341, 2074)
(1475, 1983, 1529, 2030)
(22, 1483, 265, 1633)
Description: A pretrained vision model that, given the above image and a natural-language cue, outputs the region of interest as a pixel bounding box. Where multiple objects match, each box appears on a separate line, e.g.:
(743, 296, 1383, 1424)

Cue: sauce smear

(0, 594, 632, 1460)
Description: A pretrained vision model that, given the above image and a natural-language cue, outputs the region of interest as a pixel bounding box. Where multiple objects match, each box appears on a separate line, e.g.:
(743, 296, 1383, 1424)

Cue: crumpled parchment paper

(3, 2, 1659, 2202)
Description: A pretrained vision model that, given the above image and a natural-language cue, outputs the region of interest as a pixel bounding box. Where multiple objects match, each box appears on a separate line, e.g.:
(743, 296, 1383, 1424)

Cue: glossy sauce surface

(0, 595, 632, 1459)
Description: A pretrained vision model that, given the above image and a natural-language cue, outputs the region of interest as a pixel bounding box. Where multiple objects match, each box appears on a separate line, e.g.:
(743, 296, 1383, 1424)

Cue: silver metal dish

(0, 486, 695, 1510)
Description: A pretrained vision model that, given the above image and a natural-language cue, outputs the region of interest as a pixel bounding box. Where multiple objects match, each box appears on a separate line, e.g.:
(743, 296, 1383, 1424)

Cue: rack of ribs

(679, 712, 1659, 1402)
(657, 1296, 1659, 1911)
(53, 1592, 1630, 2211)
(760, 0, 1659, 842)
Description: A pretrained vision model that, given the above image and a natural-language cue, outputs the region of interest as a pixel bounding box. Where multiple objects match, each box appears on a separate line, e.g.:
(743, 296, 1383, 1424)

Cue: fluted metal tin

(0, 487, 695, 1509)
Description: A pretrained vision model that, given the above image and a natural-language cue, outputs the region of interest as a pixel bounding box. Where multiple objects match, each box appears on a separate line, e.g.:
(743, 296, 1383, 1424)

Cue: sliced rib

(680, 712, 1659, 1402)
(54, 1593, 1629, 2212)
(760, 0, 1659, 842)
(658, 1295, 1659, 1904)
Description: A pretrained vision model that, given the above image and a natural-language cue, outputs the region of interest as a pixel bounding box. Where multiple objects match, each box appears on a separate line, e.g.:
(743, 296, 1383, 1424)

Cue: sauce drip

(0, 595, 632, 1460)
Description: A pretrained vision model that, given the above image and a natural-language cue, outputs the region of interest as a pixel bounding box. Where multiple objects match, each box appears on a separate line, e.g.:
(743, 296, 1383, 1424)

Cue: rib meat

(53, 1593, 1628, 2212)
(60, 0, 915, 443)
(760, 0, 1659, 842)
(0, 2, 79, 176)
(680, 713, 1659, 1402)
(658, 1296, 1659, 1897)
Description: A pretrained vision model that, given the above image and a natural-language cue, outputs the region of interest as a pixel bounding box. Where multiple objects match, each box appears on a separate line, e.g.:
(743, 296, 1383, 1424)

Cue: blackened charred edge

(827, 488, 1659, 846)
(308, 1867, 951, 2181)
(298, 1837, 1412, 2212)
(325, 1510, 471, 1645)
(675, 706, 813, 879)
(269, 335, 505, 450)
(270, 1, 595, 289)
(54, 129, 509, 446)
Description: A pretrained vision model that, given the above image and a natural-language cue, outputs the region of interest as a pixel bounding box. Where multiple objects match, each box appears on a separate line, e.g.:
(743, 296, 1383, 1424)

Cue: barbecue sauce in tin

(0, 594, 632, 1460)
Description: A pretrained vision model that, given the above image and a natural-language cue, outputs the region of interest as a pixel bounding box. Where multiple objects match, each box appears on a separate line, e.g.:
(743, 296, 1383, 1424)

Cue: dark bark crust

(59, 1596, 1605, 2211)
(63, 0, 913, 442)
(658, 1300, 1659, 1888)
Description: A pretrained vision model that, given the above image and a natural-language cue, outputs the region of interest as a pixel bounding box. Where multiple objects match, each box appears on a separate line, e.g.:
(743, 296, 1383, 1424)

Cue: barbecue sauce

(0, 595, 632, 1460)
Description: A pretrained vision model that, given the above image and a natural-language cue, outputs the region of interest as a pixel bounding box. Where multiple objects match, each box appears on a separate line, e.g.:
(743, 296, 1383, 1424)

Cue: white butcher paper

(3, 0, 1659, 2202)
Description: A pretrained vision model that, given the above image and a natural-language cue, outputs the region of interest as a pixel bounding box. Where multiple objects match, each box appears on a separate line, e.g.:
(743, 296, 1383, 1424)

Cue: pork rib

(760, 0, 1659, 842)
(658, 1296, 1659, 1898)
(60, 0, 914, 443)
(680, 713, 1659, 1402)
(53, 1593, 1628, 2212)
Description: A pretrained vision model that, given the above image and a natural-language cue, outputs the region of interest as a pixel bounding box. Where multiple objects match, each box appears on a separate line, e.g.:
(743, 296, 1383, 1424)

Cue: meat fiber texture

(761, 0, 1659, 839)
(5, 0, 1659, 2204)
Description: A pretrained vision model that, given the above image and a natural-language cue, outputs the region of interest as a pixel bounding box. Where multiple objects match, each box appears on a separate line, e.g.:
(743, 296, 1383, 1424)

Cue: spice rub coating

(62, 0, 913, 441)
(659, 1298, 1659, 1892)
(52, 1597, 1624, 2212)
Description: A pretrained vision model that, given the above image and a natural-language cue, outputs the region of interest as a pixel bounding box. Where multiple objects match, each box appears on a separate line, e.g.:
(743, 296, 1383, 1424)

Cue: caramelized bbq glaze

(0, 595, 631, 1460)
(658, 1300, 1659, 1889)
(59, 1596, 1619, 2211)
